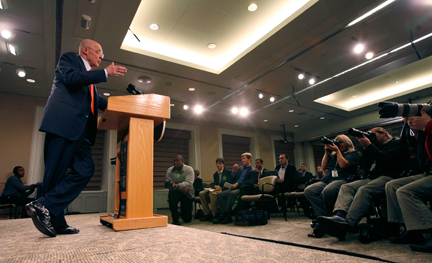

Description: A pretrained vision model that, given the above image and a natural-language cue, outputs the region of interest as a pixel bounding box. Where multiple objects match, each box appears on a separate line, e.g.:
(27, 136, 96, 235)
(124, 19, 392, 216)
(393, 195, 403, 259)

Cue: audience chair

(193, 196, 202, 215)
(283, 184, 306, 219)
(0, 197, 19, 219)
(240, 176, 278, 218)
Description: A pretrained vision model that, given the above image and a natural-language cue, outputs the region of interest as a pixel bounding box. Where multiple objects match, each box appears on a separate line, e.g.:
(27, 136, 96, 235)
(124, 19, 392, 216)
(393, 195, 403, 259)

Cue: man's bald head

(79, 39, 103, 68)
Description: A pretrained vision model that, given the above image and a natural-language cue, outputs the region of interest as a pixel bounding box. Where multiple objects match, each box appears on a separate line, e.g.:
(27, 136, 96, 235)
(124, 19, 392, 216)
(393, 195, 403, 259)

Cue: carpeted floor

(0, 210, 430, 262)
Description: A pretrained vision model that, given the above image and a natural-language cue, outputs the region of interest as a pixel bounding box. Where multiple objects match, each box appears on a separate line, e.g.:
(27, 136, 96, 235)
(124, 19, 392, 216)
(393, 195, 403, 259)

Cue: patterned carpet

(0, 212, 394, 263)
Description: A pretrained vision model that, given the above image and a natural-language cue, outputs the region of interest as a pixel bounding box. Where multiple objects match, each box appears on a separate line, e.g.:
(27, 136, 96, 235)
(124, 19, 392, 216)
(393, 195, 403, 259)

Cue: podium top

(98, 94, 171, 131)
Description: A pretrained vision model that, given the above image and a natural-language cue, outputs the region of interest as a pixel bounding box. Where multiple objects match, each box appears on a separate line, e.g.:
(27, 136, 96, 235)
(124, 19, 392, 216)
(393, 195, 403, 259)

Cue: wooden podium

(98, 94, 170, 231)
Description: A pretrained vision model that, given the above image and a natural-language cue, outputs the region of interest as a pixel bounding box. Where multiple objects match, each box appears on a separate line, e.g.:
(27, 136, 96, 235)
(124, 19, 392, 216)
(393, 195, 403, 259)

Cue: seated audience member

(274, 154, 298, 210)
(199, 158, 232, 221)
(315, 166, 325, 180)
(318, 127, 410, 240)
(304, 135, 359, 238)
(0, 166, 40, 218)
(212, 152, 259, 224)
(165, 155, 194, 225)
(252, 158, 269, 193)
(386, 109, 432, 252)
(193, 169, 203, 197)
(297, 164, 315, 186)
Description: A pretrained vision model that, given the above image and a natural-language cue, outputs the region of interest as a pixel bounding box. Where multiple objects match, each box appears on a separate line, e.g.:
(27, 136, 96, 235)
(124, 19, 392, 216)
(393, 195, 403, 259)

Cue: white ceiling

(1, 0, 432, 141)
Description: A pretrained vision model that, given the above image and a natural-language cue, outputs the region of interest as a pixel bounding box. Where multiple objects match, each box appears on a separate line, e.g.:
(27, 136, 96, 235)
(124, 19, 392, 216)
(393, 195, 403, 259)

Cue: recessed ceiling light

(137, 76, 151, 83)
(263, 119, 268, 122)
(320, 117, 325, 120)
(231, 107, 238, 114)
(16, 67, 25, 77)
(289, 110, 294, 112)
(7, 43, 17, 55)
(270, 96, 275, 102)
(365, 52, 374, 59)
(309, 78, 315, 85)
(394, 80, 399, 83)
(258, 93, 264, 99)
(298, 73, 305, 79)
(183, 105, 188, 110)
(26, 79, 35, 83)
(294, 125, 299, 127)
(189, 87, 195, 91)
(352, 95, 357, 97)
(170, 103, 175, 107)
(239, 108, 249, 116)
(354, 44, 364, 54)
(103, 92, 110, 96)
(194, 105, 203, 114)
(208, 43, 216, 49)
(1, 29, 14, 40)
(150, 24, 159, 30)
(248, 3, 258, 12)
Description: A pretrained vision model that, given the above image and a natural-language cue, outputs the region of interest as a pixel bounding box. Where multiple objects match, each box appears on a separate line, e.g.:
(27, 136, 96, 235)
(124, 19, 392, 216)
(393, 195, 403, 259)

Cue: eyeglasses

(87, 47, 104, 58)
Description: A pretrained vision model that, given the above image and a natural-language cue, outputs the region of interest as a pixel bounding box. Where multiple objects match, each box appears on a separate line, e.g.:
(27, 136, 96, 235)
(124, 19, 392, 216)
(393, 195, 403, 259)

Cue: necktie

(89, 69, 94, 115)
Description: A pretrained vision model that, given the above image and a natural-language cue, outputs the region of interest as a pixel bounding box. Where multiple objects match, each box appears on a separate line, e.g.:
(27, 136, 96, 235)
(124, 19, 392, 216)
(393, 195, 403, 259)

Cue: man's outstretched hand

(105, 62, 127, 77)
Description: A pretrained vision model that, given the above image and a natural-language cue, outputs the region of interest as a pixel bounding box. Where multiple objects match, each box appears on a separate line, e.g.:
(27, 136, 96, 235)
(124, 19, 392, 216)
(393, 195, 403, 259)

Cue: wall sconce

(81, 14, 91, 29)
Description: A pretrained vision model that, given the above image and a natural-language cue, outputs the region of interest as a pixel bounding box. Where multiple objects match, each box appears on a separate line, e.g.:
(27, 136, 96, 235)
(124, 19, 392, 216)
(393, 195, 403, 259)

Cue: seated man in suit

(298, 164, 314, 185)
(212, 152, 259, 224)
(199, 158, 232, 221)
(251, 158, 269, 194)
(275, 154, 298, 211)
(165, 155, 195, 226)
(193, 169, 203, 197)
(0, 166, 40, 218)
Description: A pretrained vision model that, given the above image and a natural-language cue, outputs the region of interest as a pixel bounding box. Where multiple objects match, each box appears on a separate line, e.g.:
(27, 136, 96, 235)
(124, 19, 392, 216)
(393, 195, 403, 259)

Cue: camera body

(320, 136, 339, 147)
(348, 128, 377, 142)
(378, 101, 432, 118)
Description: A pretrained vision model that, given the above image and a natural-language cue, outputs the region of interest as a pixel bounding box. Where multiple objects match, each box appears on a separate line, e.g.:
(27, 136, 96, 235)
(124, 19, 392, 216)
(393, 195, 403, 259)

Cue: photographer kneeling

(304, 135, 360, 238)
(317, 127, 410, 240)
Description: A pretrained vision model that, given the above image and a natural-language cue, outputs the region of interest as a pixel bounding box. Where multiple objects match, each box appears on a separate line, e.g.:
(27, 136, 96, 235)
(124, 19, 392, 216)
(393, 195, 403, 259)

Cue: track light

(270, 96, 275, 102)
(354, 44, 364, 54)
(194, 105, 203, 114)
(298, 73, 305, 79)
(365, 52, 374, 59)
(258, 93, 264, 99)
(16, 66, 26, 77)
(7, 43, 18, 55)
(183, 105, 189, 110)
(1, 29, 15, 40)
(239, 108, 249, 116)
(309, 78, 315, 85)
(0, 0, 9, 10)
(231, 107, 238, 114)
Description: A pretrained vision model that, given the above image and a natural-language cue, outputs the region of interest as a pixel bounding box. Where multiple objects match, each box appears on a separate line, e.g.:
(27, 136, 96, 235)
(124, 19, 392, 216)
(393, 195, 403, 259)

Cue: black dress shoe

(25, 201, 56, 237)
(55, 225, 80, 235)
(211, 216, 223, 224)
(221, 216, 233, 224)
(411, 239, 432, 253)
(317, 216, 349, 241)
(390, 230, 426, 244)
(199, 214, 213, 221)
(172, 220, 181, 226)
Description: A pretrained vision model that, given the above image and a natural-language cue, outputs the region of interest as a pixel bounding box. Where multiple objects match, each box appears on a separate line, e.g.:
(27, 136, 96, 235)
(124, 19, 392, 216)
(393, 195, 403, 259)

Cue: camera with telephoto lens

(378, 101, 432, 118)
(348, 128, 377, 142)
(320, 136, 339, 147)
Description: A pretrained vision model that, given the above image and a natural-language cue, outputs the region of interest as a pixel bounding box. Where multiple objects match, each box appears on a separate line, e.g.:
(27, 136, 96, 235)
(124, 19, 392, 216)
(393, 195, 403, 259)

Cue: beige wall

(0, 93, 47, 193)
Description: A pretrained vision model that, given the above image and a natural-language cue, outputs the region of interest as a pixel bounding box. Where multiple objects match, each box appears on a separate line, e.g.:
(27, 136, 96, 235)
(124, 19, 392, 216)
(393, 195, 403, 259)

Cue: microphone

(126, 83, 144, 95)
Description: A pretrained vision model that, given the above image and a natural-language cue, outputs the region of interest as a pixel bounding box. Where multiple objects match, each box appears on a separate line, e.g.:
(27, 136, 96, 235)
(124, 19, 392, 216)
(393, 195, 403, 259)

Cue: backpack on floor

(234, 209, 268, 226)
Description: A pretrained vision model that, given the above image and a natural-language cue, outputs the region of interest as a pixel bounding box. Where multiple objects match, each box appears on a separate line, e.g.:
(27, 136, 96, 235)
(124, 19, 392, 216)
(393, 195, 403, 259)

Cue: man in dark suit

(199, 158, 233, 221)
(25, 39, 127, 237)
(213, 153, 259, 224)
(297, 164, 314, 186)
(275, 154, 298, 214)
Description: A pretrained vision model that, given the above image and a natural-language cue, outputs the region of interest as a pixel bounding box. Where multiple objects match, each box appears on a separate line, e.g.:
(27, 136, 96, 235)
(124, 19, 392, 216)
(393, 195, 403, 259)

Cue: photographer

(304, 135, 359, 238)
(386, 109, 432, 252)
(317, 127, 410, 241)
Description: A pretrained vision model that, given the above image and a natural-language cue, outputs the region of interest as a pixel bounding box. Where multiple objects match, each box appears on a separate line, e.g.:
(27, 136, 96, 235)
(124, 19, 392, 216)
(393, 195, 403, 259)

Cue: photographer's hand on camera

(407, 108, 432, 131)
(357, 135, 372, 149)
(325, 143, 339, 152)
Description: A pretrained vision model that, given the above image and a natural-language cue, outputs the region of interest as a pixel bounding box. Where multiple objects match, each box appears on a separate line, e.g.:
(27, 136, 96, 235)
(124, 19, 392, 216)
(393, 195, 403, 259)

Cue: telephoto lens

(378, 101, 432, 118)
(320, 136, 339, 147)
(348, 128, 377, 142)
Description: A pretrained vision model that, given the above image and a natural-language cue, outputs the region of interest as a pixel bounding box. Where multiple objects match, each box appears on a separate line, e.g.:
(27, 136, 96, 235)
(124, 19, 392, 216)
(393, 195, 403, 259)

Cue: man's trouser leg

(217, 189, 231, 214)
(304, 181, 328, 217)
(333, 179, 371, 213)
(224, 189, 241, 213)
(168, 190, 181, 222)
(180, 194, 193, 223)
(346, 176, 392, 226)
(397, 176, 432, 231)
(386, 174, 426, 224)
(199, 190, 211, 216)
(321, 180, 349, 216)
(209, 190, 221, 216)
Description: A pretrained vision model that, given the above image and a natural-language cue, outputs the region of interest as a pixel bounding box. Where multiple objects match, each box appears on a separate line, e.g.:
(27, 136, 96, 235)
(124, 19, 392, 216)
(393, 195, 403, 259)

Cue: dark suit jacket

(211, 168, 233, 190)
(39, 52, 108, 146)
(296, 171, 314, 185)
(231, 166, 259, 188)
(275, 164, 298, 192)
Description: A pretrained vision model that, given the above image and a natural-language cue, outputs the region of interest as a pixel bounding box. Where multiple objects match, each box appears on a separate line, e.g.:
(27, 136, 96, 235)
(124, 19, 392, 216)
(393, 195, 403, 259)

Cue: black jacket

(231, 166, 259, 188)
(275, 164, 298, 192)
(211, 168, 233, 190)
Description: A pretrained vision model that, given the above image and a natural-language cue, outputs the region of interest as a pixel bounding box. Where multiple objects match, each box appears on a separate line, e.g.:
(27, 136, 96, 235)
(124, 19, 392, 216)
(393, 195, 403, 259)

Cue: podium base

(100, 214, 168, 231)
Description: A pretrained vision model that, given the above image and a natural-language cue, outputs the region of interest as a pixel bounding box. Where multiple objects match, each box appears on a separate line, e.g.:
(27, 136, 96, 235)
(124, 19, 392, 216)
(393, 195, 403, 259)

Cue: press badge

(332, 169, 338, 177)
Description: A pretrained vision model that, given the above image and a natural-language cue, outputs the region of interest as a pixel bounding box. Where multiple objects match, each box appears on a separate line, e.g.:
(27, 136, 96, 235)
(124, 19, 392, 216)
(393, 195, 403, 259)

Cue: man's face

(301, 165, 307, 172)
(370, 129, 386, 144)
(279, 155, 288, 165)
(255, 160, 263, 169)
(174, 158, 183, 169)
(84, 42, 103, 67)
(16, 168, 25, 178)
(241, 155, 250, 166)
(216, 161, 224, 171)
